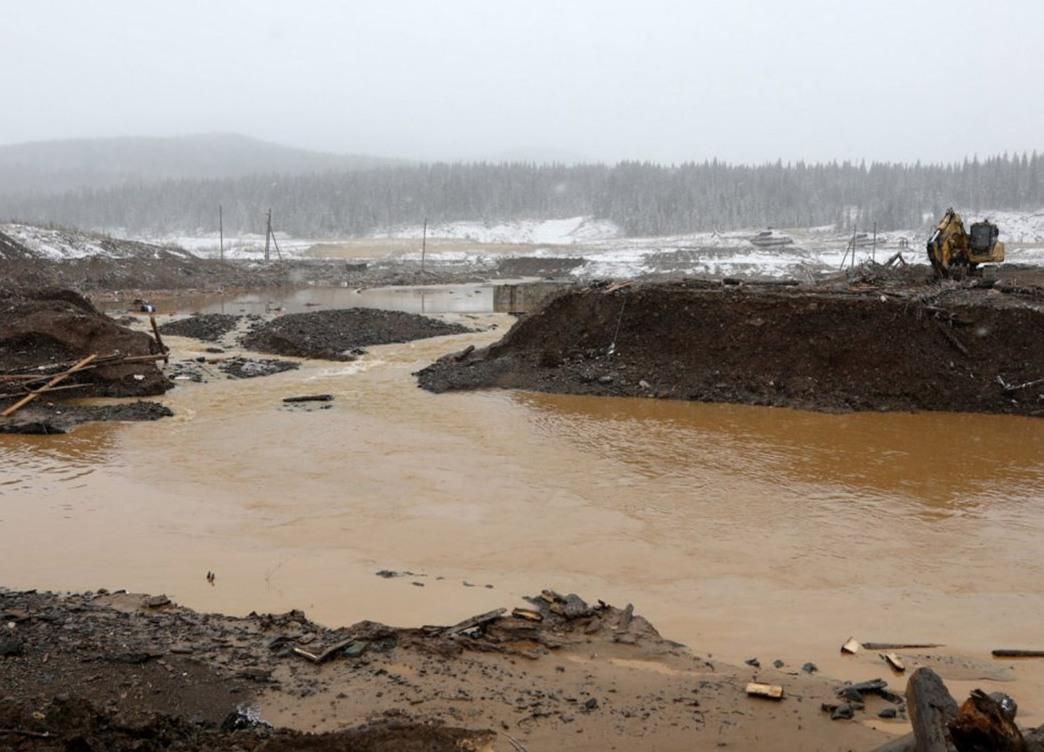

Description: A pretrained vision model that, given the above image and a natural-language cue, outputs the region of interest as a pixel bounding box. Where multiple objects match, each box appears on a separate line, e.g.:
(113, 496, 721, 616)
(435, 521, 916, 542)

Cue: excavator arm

(926, 208, 1004, 278)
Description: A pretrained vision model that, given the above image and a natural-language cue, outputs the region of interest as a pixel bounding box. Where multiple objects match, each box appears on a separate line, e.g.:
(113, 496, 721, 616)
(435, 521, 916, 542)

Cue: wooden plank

(1, 354, 97, 418)
(881, 652, 906, 672)
(841, 636, 861, 654)
(746, 682, 784, 700)
(864, 642, 943, 650)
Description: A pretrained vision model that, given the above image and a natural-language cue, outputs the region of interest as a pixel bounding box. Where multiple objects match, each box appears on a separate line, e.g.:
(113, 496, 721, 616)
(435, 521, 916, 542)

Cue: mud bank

(157, 313, 241, 342)
(0, 401, 172, 434)
(418, 280, 1044, 415)
(0, 588, 903, 751)
(0, 288, 170, 413)
(243, 308, 471, 361)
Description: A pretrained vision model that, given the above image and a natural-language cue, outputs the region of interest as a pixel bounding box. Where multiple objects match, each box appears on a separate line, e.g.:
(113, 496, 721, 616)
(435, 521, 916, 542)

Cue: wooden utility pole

(421, 217, 428, 274)
(264, 208, 272, 262)
(872, 221, 877, 263)
(219, 204, 224, 262)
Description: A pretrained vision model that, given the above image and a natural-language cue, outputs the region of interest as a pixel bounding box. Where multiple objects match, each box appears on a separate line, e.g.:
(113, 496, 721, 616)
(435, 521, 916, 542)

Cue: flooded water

(104, 284, 500, 316)
(3, 318, 1044, 713)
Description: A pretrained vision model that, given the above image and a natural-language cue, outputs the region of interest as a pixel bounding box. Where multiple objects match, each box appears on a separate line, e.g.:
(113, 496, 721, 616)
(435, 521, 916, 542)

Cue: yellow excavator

(926, 208, 1005, 278)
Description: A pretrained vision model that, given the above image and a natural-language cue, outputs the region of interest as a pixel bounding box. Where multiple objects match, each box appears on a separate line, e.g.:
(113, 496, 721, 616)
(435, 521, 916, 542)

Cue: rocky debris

(0, 288, 170, 401)
(0, 695, 493, 752)
(0, 588, 913, 751)
(417, 280, 1044, 416)
(0, 401, 173, 434)
(158, 313, 241, 342)
(219, 357, 300, 379)
(242, 308, 469, 361)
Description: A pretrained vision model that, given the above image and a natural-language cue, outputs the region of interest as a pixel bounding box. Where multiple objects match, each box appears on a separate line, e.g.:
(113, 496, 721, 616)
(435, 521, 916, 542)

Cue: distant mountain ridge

(0, 133, 399, 196)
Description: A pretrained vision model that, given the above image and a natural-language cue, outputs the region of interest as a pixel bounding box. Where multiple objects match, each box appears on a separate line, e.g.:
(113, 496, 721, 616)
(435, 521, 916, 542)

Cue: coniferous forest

(3, 154, 1042, 238)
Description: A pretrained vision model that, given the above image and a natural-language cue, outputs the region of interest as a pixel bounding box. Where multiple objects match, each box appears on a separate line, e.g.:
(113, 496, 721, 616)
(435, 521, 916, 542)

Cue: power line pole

(421, 217, 427, 275)
(219, 204, 224, 262)
(264, 208, 272, 262)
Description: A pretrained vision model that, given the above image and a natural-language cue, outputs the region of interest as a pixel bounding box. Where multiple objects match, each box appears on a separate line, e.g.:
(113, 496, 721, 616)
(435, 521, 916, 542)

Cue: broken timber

(292, 638, 356, 664)
(1, 354, 97, 418)
(906, 667, 958, 752)
(992, 649, 1044, 658)
(745, 682, 784, 700)
(442, 609, 507, 637)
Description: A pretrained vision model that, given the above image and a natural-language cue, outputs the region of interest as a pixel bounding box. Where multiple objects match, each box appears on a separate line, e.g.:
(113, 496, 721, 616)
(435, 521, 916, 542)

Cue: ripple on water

(0, 428, 118, 495)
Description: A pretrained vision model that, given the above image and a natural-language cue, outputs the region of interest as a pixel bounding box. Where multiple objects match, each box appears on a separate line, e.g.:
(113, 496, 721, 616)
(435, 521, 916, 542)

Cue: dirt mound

(418, 281, 1044, 416)
(0, 401, 173, 434)
(0, 288, 170, 402)
(242, 308, 470, 361)
(158, 313, 240, 342)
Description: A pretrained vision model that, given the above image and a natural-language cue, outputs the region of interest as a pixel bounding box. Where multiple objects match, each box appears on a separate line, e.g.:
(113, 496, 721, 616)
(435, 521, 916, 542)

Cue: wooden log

(906, 667, 958, 752)
(992, 649, 1044, 658)
(149, 315, 168, 363)
(864, 643, 944, 650)
(1, 354, 97, 418)
(0, 383, 88, 400)
(948, 690, 1025, 752)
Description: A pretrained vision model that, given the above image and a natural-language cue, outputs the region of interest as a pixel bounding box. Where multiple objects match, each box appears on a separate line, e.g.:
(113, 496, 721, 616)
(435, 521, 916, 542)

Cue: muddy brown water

(102, 284, 503, 316)
(3, 312, 1044, 724)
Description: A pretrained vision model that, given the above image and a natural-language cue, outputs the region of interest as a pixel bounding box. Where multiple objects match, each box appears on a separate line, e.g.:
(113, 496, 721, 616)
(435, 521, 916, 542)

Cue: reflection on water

(514, 392, 1044, 518)
(0, 423, 120, 495)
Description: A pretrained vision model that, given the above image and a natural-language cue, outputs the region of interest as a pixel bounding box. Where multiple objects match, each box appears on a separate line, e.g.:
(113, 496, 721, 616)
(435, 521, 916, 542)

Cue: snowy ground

(12, 210, 1044, 279)
(1, 223, 194, 261)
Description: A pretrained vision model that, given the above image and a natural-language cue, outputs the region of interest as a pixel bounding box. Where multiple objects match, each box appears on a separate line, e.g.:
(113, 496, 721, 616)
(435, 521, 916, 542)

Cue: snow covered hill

(0, 223, 197, 262)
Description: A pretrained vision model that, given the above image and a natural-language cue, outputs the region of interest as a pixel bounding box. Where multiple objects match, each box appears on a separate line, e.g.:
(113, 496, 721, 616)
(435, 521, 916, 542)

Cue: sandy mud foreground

(3, 589, 1044, 751)
(0, 589, 943, 751)
(419, 276, 1044, 416)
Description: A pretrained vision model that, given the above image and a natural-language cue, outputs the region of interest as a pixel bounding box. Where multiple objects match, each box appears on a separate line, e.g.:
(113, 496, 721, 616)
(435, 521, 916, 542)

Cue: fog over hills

(0, 133, 398, 196)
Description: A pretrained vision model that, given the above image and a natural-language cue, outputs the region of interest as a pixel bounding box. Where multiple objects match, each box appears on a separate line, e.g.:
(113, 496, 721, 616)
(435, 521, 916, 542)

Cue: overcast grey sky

(2, 0, 1043, 164)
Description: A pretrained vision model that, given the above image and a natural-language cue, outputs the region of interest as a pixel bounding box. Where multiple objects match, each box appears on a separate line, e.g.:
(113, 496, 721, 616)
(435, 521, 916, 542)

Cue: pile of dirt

(418, 281, 1044, 416)
(242, 308, 470, 361)
(0, 401, 173, 434)
(0, 288, 170, 402)
(158, 313, 241, 342)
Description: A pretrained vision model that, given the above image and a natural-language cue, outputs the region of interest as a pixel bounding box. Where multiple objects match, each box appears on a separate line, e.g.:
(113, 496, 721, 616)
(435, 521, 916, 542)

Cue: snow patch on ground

(381, 217, 621, 245)
(135, 232, 317, 260)
(1, 223, 195, 261)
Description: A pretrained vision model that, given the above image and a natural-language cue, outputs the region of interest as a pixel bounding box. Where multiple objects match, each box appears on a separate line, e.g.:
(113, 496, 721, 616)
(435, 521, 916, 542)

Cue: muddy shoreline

(418, 278, 1044, 416)
(0, 588, 892, 751)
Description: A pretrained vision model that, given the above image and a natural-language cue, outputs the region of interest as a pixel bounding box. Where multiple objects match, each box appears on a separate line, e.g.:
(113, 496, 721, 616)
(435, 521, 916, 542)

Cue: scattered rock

(219, 357, 300, 379)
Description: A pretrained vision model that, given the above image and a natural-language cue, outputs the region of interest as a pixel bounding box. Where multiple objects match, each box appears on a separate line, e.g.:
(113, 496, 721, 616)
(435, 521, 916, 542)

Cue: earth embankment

(418, 280, 1044, 415)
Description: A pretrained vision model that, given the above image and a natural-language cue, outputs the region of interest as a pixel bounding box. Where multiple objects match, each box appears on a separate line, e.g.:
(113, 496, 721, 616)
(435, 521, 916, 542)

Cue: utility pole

(219, 204, 224, 262)
(421, 217, 427, 275)
(872, 221, 877, 264)
(264, 208, 272, 262)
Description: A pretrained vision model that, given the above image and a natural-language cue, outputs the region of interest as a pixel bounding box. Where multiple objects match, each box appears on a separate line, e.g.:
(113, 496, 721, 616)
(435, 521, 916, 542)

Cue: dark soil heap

(418, 280, 1044, 416)
(158, 313, 240, 342)
(242, 308, 470, 361)
(0, 288, 170, 399)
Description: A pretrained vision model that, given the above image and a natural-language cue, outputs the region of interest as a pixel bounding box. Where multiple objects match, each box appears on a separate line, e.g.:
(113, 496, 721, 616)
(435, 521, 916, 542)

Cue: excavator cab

(926, 208, 1004, 278)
